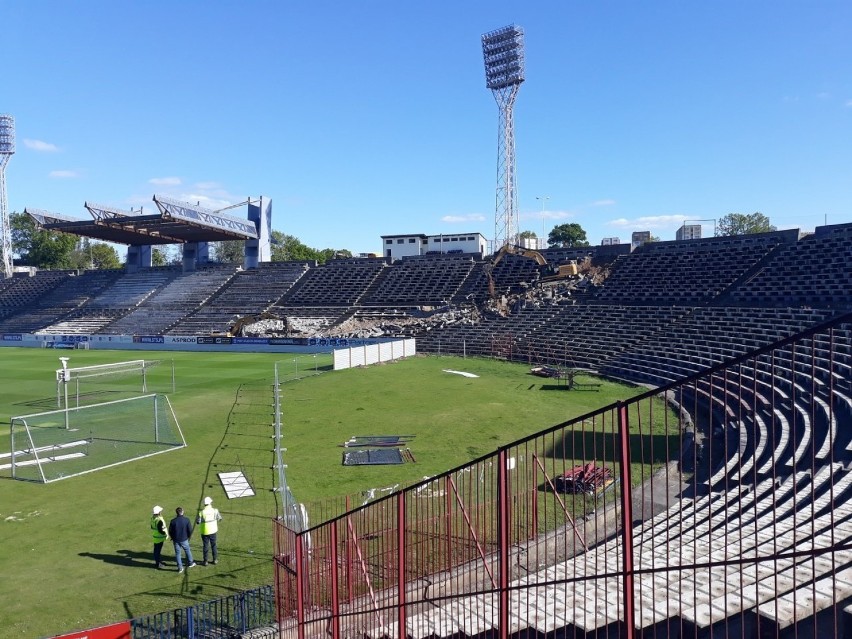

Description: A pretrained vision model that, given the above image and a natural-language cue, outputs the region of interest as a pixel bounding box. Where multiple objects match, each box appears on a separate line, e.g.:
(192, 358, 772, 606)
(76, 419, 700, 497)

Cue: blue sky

(2, 1, 850, 254)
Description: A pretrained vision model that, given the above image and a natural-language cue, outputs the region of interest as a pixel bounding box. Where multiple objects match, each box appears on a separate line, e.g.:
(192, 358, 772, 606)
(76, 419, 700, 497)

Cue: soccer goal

(55, 359, 174, 408)
(6, 394, 185, 483)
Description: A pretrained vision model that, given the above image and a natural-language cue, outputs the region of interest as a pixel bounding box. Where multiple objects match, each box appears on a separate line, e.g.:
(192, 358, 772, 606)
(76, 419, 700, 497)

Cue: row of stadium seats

(730, 224, 852, 308)
(362, 255, 476, 306)
(0, 269, 122, 332)
(595, 233, 792, 305)
(0, 270, 70, 318)
(371, 318, 852, 639)
(35, 269, 180, 334)
(164, 261, 310, 335)
(1, 225, 850, 336)
(103, 265, 239, 335)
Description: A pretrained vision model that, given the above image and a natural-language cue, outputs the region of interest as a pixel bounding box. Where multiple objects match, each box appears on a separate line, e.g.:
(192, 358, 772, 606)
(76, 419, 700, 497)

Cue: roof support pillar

(126, 245, 152, 273)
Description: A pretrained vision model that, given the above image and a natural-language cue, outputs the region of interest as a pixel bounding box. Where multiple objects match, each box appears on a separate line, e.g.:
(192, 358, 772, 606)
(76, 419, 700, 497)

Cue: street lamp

(59, 357, 70, 430)
(536, 196, 550, 249)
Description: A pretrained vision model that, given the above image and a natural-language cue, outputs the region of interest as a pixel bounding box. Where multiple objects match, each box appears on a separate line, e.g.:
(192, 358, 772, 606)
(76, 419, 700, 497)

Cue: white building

(381, 233, 487, 260)
(381, 234, 426, 259)
(676, 224, 702, 241)
(519, 236, 546, 251)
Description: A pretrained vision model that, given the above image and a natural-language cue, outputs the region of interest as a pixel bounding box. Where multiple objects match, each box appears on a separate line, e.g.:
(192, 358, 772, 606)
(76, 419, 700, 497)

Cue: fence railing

(131, 584, 275, 639)
(274, 313, 852, 639)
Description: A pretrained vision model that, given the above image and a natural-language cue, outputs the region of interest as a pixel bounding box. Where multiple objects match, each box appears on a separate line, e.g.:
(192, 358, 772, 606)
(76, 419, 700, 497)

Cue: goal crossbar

(55, 359, 154, 381)
(54, 359, 171, 409)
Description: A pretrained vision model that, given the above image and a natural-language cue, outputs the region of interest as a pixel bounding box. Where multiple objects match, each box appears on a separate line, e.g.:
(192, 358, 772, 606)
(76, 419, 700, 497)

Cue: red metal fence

(274, 314, 852, 639)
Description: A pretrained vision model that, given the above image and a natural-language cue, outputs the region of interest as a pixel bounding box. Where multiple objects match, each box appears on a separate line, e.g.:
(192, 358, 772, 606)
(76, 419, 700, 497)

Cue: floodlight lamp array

(0, 115, 15, 156)
(482, 25, 525, 90)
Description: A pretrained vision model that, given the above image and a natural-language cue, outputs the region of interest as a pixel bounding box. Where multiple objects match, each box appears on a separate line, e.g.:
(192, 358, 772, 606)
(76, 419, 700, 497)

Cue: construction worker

(196, 496, 223, 565)
(151, 505, 169, 569)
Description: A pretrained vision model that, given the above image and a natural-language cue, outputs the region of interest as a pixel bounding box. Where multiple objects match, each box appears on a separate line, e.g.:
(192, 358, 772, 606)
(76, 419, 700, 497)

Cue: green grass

(0, 348, 647, 638)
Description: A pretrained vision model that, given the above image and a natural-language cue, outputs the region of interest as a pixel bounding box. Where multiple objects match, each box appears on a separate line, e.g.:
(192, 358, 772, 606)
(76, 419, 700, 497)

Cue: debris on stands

(342, 448, 416, 466)
(553, 463, 616, 495)
(340, 435, 416, 448)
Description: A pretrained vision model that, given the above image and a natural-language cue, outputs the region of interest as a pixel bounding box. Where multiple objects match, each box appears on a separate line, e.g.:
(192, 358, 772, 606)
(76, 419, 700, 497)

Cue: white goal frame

(54, 359, 165, 408)
(9, 393, 185, 483)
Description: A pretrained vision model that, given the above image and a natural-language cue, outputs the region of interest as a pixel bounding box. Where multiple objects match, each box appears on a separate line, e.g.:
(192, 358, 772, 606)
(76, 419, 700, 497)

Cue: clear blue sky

(2, 1, 850, 254)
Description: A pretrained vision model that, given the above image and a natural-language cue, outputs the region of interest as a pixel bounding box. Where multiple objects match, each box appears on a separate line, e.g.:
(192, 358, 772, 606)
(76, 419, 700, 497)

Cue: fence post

(617, 402, 636, 639)
(445, 475, 453, 574)
(397, 491, 407, 639)
(295, 534, 306, 639)
(330, 521, 341, 639)
(497, 448, 510, 639)
(238, 591, 247, 633)
(186, 606, 195, 639)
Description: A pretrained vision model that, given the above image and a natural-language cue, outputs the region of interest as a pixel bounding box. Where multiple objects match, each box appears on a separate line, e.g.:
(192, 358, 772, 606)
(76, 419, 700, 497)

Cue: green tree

(519, 230, 537, 239)
(89, 243, 122, 269)
(68, 239, 122, 270)
(268, 231, 352, 264)
(151, 247, 168, 267)
(717, 212, 776, 236)
(548, 223, 589, 248)
(212, 239, 244, 263)
(316, 248, 353, 263)
(10, 211, 77, 269)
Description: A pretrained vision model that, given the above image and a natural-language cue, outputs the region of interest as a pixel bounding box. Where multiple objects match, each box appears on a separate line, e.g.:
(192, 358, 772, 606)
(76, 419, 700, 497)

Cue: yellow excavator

(485, 244, 578, 297)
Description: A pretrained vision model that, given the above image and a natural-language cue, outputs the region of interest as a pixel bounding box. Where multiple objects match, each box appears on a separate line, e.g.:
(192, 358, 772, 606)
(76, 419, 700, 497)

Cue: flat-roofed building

(676, 224, 702, 241)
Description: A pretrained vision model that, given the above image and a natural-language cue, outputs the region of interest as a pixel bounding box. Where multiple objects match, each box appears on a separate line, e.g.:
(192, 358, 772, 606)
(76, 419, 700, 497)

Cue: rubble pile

(241, 318, 287, 337)
(330, 306, 483, 339)
(239, 268, 606, 339)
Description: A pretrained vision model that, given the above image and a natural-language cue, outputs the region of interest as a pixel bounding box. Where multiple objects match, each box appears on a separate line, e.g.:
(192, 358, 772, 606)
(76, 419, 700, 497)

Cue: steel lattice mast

(482, 25, 525, 251)
(0, 115, 14, 278)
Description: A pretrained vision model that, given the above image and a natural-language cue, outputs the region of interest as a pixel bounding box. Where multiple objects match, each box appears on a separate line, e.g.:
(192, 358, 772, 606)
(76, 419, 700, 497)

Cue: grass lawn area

(0, 348, 648, 638)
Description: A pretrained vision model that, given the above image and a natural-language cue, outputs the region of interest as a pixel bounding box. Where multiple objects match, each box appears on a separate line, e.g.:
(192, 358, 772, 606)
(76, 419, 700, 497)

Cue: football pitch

(0, 347, 645, 638)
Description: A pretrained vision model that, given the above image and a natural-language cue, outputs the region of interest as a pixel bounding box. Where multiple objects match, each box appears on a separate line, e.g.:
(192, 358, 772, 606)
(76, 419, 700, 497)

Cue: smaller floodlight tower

(482, 25, 525, 250)
(0, 114, 15, 278)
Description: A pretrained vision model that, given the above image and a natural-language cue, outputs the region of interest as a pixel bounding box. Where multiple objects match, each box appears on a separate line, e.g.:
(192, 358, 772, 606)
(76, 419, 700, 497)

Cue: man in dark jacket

(167, 507, 197, 573)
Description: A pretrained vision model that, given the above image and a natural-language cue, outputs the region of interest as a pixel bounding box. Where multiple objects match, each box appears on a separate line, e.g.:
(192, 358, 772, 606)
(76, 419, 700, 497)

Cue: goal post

(7, 394, 185, 483)
(54, 359, 175, 408)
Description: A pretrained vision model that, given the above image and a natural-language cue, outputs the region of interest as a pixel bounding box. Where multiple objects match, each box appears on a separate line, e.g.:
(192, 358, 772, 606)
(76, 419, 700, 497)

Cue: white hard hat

(152, 505, 163, 515)
(203, 496, 213, 505)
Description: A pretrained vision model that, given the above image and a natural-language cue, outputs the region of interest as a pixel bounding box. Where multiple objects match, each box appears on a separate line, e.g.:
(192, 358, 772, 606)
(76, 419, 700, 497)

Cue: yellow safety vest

(198, 505, 219, 535)
(151, 515, 167, 543)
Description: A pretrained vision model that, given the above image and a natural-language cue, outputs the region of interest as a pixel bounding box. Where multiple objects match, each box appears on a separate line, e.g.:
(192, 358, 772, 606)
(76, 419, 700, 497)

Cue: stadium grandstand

(2, 222, 852, 637)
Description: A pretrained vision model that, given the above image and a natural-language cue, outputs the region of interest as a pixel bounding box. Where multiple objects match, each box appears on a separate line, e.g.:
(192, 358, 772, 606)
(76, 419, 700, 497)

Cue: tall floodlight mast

(0, 115, 15, 278)
(482, 25, 525, 251)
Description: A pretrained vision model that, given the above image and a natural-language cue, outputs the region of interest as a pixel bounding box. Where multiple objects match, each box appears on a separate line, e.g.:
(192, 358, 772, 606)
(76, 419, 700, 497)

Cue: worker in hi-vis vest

(196, 496, 223, 565)
(151, 505, 170, 570)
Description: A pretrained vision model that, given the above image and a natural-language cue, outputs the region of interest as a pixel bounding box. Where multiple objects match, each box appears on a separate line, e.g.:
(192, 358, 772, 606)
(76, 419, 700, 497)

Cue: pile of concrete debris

(330, 306, 483, 339)
(239, 272, 601, 339)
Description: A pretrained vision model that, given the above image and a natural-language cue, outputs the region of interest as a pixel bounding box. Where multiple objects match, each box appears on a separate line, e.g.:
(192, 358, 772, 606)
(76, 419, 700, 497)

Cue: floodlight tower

(0, 115, 15, 278)
(482, 25, 525, 250)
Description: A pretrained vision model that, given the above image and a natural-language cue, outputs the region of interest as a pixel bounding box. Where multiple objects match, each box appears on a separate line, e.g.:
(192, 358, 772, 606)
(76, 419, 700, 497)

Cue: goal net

(6, 394, 185, 483)
(55, 359, 173, 408)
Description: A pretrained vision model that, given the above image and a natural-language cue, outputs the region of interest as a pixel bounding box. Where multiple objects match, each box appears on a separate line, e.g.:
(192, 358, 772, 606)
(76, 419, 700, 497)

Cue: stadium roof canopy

(25, 195, 258, 246)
